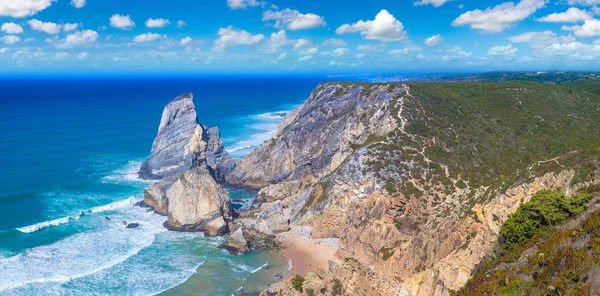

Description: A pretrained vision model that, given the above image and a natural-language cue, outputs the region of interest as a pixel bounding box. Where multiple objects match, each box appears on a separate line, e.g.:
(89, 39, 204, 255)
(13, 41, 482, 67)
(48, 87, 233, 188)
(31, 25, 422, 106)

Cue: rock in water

(151, 167, 234, 236)
(218, 226, 250, 255)
(126, 223, 140, 229)
(139, 93, 236, 181)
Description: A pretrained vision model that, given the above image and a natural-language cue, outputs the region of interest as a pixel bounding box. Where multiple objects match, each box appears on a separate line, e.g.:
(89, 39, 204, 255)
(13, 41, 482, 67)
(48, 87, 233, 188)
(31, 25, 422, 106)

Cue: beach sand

(279, 228, 339, 278)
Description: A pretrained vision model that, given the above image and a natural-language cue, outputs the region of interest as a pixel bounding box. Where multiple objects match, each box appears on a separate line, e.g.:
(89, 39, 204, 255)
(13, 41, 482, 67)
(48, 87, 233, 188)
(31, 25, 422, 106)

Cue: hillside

(223, 80, 600, 295)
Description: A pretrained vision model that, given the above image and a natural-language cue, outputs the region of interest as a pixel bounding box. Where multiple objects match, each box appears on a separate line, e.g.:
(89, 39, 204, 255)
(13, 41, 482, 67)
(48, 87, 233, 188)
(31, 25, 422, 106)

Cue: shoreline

(278, 227, 339, 279)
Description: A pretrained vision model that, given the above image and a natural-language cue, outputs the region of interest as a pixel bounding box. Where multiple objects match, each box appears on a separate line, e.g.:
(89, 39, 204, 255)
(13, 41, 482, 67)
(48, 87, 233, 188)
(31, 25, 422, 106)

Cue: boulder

(219, 226, 250, 255)
(164, 168, 233, 236)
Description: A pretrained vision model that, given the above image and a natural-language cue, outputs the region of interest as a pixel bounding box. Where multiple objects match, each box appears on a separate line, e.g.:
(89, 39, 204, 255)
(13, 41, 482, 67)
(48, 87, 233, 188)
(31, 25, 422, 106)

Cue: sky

(0, 0, 599, 75)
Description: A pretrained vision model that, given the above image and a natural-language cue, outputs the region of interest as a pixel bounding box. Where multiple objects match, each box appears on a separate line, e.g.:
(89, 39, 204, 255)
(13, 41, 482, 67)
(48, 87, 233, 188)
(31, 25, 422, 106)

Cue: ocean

(0, 76, 323, 295)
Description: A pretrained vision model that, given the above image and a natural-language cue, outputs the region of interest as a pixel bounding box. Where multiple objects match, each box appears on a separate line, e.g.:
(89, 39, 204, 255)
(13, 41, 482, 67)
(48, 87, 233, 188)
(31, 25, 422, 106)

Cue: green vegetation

(305, 288, 315, 296)
(332, 279, 343, 295)
(292, 275, 305, 292)
(500, 189, 593, 252)
(458, 187, 600, 296)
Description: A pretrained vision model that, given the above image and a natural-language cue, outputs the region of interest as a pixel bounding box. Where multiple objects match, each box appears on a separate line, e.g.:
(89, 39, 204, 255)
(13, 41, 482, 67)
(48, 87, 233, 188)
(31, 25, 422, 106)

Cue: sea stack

(140, 92, 236, 236)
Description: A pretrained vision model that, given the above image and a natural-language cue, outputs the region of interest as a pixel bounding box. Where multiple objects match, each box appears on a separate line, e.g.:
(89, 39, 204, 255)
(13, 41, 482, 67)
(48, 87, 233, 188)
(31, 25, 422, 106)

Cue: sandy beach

(279, 227, 339, 278)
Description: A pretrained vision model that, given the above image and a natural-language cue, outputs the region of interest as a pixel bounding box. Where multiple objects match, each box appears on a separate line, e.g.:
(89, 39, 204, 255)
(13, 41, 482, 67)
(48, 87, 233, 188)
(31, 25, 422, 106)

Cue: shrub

(332, 279, 343, 295)
(500, 189, 593, 252)
(306, 288, 315, 296)
(292, 275, 305, 292)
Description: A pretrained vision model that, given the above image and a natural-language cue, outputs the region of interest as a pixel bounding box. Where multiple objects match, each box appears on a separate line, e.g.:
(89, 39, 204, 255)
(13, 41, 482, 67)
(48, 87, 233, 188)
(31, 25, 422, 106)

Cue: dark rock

(126, 223, 140, 229)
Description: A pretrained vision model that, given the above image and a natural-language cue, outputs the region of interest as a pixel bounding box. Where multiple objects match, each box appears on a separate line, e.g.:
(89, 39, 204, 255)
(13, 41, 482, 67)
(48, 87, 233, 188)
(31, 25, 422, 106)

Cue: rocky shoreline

(137, 82, 600, 296)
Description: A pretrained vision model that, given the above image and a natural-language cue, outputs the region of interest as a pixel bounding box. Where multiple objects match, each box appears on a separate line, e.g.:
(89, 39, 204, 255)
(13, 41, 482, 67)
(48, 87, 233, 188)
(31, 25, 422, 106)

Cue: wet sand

(279, 228, 339, 278)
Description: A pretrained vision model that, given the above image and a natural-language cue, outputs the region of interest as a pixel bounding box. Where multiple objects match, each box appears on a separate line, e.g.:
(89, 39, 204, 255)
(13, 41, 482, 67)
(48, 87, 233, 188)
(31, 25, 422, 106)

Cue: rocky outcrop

(139, 93, 236, 182)
(218, 226, 250, 255)
(140, 92, 236, 236)
(227, 82, 600, 295)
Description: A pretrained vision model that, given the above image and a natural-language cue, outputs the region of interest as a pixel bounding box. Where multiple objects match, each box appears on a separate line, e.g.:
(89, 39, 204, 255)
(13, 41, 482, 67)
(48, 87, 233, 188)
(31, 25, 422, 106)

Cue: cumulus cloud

(145, 18, 170, 28)
(441, 50, 472, 61)
(321, 38, 346, 47)
(213, 26, 264, 50)
(414, 0, 452, 7)
(357, 44, 386, 52)
(567, 0, 600, 5)
(133, 33, 164, 43)
(180, 37, 193, 46)
(261, 30, 293, 53)
(56, 30, 99, 48)
(28, 19, 61, 34)
(336, 10, 407, 42)
(537, 7, 592, 23)
(298, 55, 313, 61)
(176, 20, 187, 28)
(562, 19, 600, 37)
(0, 0, 55, 18)
(71, 0, 85, 8)
(227, 0, 261, 10)
(1, 23, 24, 34)
(262, 8, 326, 30)
(487, 44, 518, 55)
(1, 35, 21, 44)
(63, 23, 79, 32)
(278, 52, 287, 60)
(425, 34, 444, 47)
(452, 0, 548, 33)
(388, 48, 411, 55)
(322, 47, 350, 57)
(110, 14, 135, 30)
(508, 31, 576, 49)
(293, 38, 318, 55)
(536, 41, 600, 61)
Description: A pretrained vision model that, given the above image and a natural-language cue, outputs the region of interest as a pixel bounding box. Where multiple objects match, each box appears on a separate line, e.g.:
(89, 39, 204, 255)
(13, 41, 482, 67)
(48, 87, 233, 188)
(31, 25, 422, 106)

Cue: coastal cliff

(140, 93, 235, 235)
(227, 81, 600, 295)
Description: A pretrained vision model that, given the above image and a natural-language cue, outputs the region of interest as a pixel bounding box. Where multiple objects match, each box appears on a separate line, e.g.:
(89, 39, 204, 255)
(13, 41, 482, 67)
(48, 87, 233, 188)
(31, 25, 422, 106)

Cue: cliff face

(140, 93, 235, 236)
(139, 93, 236, 181)
(230, 82, 600, 295)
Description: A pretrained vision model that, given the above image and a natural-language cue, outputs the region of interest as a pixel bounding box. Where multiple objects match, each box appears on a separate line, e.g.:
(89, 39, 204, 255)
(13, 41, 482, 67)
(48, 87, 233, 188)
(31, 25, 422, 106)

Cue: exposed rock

(126, 223, 140, 229)
(144, 181, 170, 215)
(218, 226, 250, 255)
(164, 168, 233, 235)
(139, 93, 236, 182)
(204, 126, 237, 183)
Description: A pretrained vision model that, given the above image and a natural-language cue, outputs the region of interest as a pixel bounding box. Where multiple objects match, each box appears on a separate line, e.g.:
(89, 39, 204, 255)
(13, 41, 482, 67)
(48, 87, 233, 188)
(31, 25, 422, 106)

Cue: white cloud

(77, 52, 89, 60)
(321, 38, 346, 47)
(293, 38, 318, 55)
(213, 26, 264, 50)
(180, 37, 192, 46)
(441, 50, 472, 61)
(567, 0, 600, 5)
(261, 29, 293, 53)
(145, 18, 170, 28)
(227, 0, 261, 10)
(176, 20, 187, 28)
(71, 0, 85, 8)
(323, 47, 350, 57)
(537, 41, 600, 60)
(56, 30, 99, 48)
(0, 48, 8, 53)
(262, 8, 326, 30)
(388, 48, 411, 55)
(1, 23, 23, 34)
(357, 44, 386, 52)
(414, 0, 452, 7)
(452, 0, 548, 33)
(508, 31, 576, 49)
(487, 44, 518, 55)
(563, 19, 600, 37)
(278, 52, 287, 60)
(28, 19, 61, 34)
(1, 35, 21, 44)
(537, 7, 592, 22)
(425, 34, 444, 47)
(63, 23, 79, 32)
(0, 0, 54, 18)
(133, 33, 165, 43)
(336, 10, 407, 42)
(355, 53, 366, 58)
(110, 14, 135, 30)
(298, 55, 313, 61)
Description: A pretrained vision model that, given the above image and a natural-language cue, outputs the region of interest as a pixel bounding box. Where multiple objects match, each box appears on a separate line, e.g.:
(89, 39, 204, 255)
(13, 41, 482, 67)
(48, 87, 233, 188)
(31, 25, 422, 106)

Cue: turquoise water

(0, 77, 320, 295)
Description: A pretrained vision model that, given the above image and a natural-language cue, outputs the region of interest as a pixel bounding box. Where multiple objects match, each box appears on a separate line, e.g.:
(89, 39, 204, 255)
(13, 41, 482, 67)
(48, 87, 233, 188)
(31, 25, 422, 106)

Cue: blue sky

(0, 0, 599, 74)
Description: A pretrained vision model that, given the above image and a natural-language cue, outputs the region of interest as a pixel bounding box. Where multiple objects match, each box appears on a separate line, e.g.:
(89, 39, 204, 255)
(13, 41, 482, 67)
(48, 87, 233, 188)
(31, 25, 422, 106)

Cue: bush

(291, 275, 305, 292)
(500, 189, 593, 252)
(306, 288, 315, 296)
(332, 279, 343, 295)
